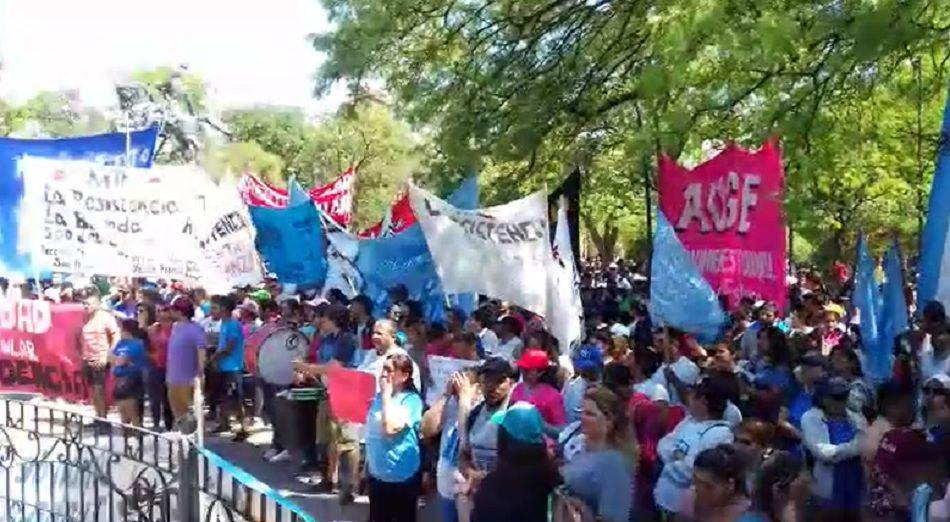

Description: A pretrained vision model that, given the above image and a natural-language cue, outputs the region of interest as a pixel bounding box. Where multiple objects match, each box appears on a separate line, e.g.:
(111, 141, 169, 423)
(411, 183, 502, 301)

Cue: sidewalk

(205, 422, 440, 522)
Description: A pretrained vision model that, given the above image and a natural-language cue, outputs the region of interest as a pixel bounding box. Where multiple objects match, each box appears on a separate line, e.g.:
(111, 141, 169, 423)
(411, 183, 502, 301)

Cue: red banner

(658, 140, 787, 309)
(238, 169, 356, 228)
(309, 167, 355, 228)
(0, 300, 88, 401)
(357, 191, 416, 238)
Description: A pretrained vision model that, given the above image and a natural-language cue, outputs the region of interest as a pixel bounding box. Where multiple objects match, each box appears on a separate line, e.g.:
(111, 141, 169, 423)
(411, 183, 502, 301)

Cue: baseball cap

(816, 377, 850, 399)
(823, 303, 846, 319)
(490, 402, 544, 444)
(800, 352, 827, 368)
(573, 344, 604, 371)
(670, 356, 701, 386)
(924, 374, 950, 392)
(874, 428, 934, 477)
(479, 357, 514, 379)
(516, 348, 550, 371)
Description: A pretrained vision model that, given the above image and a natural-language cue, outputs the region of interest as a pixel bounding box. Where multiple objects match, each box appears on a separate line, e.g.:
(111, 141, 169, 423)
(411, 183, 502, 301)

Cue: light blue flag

(249, 202, 327, 289)
(356, 177, 478, 324)
(0, 127, 159, 276)
(873, 243, 909, 383)
(445, 176, 479, 317)
(918, 80, 950, 310)
(854, 234, 885, 379)
(288, 178, 311, 207)
(648, 211, 725, 342)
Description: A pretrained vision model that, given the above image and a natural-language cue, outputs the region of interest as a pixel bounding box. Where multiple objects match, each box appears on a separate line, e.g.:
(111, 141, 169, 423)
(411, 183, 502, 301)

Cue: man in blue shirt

(209, 295, 248, 441)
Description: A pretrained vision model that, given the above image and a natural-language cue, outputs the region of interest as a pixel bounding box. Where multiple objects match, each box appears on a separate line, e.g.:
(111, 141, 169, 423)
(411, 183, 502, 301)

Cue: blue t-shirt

(753, 364, 792, 391)
(216, 319, 246, 373)
(112, 338, 147, 380)
(365, 391, 424, 483)
(318, 332, 358, 367)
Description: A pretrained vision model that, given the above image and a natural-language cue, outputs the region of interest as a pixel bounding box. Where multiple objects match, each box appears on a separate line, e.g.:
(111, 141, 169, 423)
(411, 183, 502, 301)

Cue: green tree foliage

(0, 90, 109, 138)
(224, 101, 426, 229)
(312, 0, 950, 262)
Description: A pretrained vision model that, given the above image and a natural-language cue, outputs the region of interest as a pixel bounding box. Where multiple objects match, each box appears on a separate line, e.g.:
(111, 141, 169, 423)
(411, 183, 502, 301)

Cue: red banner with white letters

(357, 191, 416, 238)
(0, 300, 88, 401)
(658, 140, 787, 309)
(238, 168, 356, 228)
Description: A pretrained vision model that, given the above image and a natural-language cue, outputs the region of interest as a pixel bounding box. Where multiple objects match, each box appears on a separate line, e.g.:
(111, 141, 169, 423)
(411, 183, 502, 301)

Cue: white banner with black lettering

(191, 176, 264, 293)
(19, 158, 209, 281)
(408, 183, 552, 316)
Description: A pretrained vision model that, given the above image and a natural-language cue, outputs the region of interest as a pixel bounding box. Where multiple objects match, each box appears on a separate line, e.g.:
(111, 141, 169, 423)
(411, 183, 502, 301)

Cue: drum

(257, 327, 309, 386)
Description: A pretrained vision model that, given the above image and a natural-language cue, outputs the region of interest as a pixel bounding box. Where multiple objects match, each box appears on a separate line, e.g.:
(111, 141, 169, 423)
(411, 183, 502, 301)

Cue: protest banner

(248, 201, 327, 288)
(239, 170, 356, 228)
(18, 158, 205, 280)
(325, 366, 376, 423)
(238, 173, 289, 208)
(192, 177, 264, 293)
(0, 127, 159, 277)
(358, 191, 416, 239)
(409, 184, 552, 316)
(657, 140, 787, 309)
(309, 167, 356, 228)
(425, 356, 482, 405)
(0, 299, 87, 401)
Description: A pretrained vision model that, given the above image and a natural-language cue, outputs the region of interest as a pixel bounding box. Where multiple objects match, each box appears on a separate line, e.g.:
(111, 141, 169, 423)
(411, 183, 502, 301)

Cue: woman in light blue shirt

(365, 352, 424, 522)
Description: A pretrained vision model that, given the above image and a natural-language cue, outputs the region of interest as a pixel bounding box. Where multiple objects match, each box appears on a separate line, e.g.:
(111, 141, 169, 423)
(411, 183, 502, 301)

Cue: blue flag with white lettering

(249, 202, 327, 289)
(357, 177, 478, 324)
(648, 210, 725, 342)
(0, 127, 159, 276)
(918, 81, 950, 311)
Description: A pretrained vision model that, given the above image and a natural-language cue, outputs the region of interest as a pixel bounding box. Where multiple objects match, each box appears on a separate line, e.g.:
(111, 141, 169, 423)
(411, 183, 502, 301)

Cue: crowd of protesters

(2, 256, 950, 522)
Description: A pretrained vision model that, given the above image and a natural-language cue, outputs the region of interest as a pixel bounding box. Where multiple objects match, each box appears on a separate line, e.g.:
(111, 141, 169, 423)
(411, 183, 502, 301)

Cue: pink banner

(238, 169, 356, 228)
(0, 300, 89, 401)
(658, 140, 787, 309)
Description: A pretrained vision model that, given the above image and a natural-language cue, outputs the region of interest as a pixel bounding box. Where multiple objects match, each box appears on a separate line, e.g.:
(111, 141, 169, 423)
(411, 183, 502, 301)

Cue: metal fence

(0, 395, 314, 522)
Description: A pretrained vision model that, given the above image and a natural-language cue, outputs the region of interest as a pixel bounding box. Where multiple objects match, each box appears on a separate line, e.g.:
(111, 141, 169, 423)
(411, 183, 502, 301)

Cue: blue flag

(249, 202, 327, 289)
(854, 234, 885, 379)
(872, 243, 908, 383)
(648, 211, 725, 342)
(918, 81, 950, 310)
(356, 177, 478, 324)
(0, 127, 159, 276)
(288, 178, 311, 207)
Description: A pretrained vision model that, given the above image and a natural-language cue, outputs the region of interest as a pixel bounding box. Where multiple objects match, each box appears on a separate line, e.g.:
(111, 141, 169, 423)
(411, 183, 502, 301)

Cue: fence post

(177, 441, 200, 522)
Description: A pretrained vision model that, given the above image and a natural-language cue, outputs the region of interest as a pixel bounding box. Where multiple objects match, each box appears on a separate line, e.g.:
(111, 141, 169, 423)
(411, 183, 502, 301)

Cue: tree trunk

(582, 212, 618, 265)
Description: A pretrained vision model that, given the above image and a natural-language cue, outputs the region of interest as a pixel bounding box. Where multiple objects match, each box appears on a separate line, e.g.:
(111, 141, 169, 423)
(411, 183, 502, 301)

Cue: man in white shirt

(492, 316, 523, 363)
(466, 310, 499, 356)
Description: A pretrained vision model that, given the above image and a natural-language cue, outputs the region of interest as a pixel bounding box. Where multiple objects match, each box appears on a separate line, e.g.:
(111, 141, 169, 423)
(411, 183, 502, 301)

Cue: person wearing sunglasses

(923, 374, 950, 446)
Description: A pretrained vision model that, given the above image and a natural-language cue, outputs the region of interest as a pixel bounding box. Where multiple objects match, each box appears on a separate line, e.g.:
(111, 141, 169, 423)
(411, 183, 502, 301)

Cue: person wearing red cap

(867, 428, 940, 520)
(510, 348, 566, 433)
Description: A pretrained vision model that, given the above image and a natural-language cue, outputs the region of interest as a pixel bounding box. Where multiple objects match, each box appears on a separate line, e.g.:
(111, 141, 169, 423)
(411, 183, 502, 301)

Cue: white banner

(425, 355, 482, 405)
(191, 177, 264, 293)
(19, 159, 263, 289)
(409, 184, 552, 316)
(547, 196, 584, 354)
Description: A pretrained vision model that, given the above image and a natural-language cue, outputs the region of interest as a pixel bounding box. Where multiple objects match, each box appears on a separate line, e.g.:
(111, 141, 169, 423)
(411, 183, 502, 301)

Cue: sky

(0, 0, 347, 113)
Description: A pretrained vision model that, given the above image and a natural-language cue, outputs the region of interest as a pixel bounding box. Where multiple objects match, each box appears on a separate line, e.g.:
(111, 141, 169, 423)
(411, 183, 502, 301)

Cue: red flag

(325, 366, 376, 423)
(238, 173, 288, 208)
(358, 191, 416, 238)
(309, 167, 356, 228)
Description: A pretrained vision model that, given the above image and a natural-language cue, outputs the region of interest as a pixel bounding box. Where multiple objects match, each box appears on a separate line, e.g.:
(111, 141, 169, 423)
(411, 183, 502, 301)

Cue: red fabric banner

(325, 366, 376, 423)
(0, 300, 88, 401)
(657, 140, 787, 309)
(357, 191, 417, 238)
(239, 170, 356, 228)
(309, 167, 355, 228)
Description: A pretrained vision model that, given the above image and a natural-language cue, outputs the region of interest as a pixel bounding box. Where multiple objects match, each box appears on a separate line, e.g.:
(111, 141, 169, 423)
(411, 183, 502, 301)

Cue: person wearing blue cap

(563, 344, 604, 425)
(471, 402, 560, 522)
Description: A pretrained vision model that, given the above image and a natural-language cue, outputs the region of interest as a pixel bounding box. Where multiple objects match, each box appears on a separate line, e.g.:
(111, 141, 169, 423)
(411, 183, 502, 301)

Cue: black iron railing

(0, 395, 315, 522)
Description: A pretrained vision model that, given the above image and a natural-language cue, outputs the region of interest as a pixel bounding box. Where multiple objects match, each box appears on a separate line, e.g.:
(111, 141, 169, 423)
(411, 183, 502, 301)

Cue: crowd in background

(2, 255, 950, 522)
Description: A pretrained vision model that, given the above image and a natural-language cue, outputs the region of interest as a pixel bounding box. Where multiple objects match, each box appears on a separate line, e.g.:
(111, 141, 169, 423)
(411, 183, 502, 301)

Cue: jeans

(438, 495, 458, 522)
(147, 367, 173, 431)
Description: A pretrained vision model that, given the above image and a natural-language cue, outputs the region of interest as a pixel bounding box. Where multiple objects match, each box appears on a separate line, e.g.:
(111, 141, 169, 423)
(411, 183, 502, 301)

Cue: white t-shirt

(492, 336, 523, 363)
(920, 334, 950, 381)
(479, 328, 500, 355)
